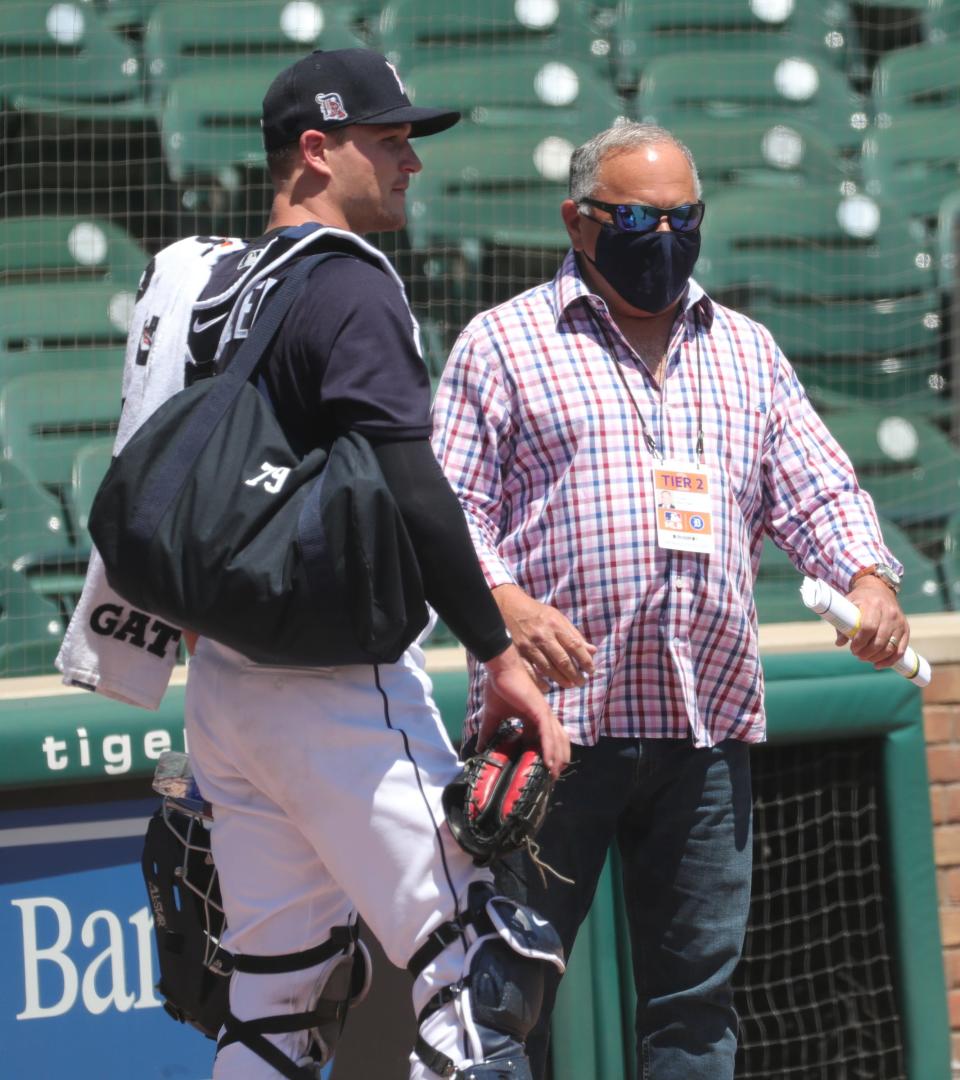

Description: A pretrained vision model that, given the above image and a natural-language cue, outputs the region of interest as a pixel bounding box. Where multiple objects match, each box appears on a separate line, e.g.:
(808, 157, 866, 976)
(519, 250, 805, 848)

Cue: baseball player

(181, 50, 570, 1079)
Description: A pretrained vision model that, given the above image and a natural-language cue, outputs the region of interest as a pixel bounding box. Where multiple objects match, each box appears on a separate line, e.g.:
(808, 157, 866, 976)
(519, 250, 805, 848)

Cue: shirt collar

(552, 249, 714, 331)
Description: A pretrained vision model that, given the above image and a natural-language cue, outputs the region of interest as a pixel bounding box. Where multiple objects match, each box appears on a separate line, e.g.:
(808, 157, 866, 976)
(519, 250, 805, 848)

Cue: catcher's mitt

(443, 719, 554, 867)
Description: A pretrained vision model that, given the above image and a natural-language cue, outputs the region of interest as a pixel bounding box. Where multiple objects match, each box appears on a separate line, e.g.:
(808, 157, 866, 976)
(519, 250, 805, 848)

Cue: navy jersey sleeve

(274, 255, 431, 444)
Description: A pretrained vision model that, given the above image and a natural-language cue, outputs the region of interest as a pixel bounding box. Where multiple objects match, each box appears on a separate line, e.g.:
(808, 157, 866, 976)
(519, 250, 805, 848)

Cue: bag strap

(216, 249, 342, 385)
(128, 250, 342, 545)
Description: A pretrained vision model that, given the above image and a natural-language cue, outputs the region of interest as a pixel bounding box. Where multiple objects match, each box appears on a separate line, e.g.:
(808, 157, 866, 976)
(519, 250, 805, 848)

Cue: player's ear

(561, 199, 585, 251)
(300, 130, 334, 181)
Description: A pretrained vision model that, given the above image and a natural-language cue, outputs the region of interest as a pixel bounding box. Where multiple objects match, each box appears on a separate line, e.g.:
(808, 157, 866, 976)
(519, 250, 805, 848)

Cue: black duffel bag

(89, 251, 428, 666)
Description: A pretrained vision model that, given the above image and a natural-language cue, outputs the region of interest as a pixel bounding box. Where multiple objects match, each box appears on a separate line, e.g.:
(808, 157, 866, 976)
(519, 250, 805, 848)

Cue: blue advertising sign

(1, 796, 217, 1079)
(1, 794, 337, 1079)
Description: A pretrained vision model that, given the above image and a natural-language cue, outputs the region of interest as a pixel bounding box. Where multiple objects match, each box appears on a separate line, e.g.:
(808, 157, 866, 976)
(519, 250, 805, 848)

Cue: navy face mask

(584, 225, 701, 314)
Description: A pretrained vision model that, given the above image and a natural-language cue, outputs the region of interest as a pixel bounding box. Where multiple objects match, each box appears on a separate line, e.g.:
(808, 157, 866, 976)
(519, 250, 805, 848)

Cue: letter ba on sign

(12, 896, 160, 1020)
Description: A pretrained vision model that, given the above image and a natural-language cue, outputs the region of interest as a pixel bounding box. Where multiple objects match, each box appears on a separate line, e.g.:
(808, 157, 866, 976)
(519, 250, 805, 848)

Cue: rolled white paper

(800, 577, 931, 687)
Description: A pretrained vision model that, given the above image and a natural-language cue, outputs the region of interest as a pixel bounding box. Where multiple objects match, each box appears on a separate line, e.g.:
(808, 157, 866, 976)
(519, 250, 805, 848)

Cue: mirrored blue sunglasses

(580, 198, 705, 234)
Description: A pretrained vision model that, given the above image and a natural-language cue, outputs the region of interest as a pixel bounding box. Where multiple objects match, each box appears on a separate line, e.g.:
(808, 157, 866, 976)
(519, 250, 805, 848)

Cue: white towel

(56, 226, 418, 710)
(56, 236, 246, 708)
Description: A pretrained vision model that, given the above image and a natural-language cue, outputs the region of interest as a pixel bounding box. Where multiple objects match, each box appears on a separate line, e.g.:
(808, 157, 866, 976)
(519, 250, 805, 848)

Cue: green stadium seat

(938, 188, 960, 294)
(801, 369, 947, 422)
(0, 370, 121, 587)
(746, 297, 947, 419)
(157, 63, 280, 233)
(0, 637, 63, 678)
(941, 511, 960, 610)
(822, 409, 960, 550)
(411, 190, 568, 347)
(403, 53, 623, 131)
(407, 118, 599, 336)
(635, 50, 868, 152)
(696, 188, 937, 300)
(0, 370, 122, 494)
(0, 347, 125, 397)
(71, 437, 115, 538)
(93, 0, 158, 32)
(436, 192, 566, 248)
(872, 40, 960, 120)
(0, 0, 146, 120)
(0, 368, 121, 618)
(799, 361, 947, 421)
(411, 123, 582, 189)
(925, 1, 960, 40)
(408, 126, 579, 250)
(144, 0, 364, 104)
(0, 562, 66, 677)
(857, 0, 938, 6)
(748, 295, 940, 355)
(0, 458, 74, 569)
(939, 191, 960, 440)
(378, 0, 613, 76)
(408, 127, 573, 341)
(861, 111, 960, 226)
(614, 0, 851, 87)
(0, 282, 134, 356)
(0, 282, 129, 445)
(755, 512, 947, 620)
(0, 216, 146, 288)
(671, 117, 854, 196)
(160, 67, 277, 183)
(884, 527, 937, 605)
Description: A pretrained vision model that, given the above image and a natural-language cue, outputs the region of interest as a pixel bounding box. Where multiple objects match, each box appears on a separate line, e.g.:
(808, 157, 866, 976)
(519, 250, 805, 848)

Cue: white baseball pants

(184, 636, 491, 1079)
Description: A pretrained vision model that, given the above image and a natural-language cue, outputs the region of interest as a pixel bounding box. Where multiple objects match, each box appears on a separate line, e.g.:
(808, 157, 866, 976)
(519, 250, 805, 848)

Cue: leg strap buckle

(216, 922, 361, 1079)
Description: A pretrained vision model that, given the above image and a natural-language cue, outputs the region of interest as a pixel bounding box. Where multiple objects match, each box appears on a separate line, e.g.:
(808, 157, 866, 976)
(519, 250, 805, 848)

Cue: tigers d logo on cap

(261, 47, 460, 150)
(315, 92, 348, 122)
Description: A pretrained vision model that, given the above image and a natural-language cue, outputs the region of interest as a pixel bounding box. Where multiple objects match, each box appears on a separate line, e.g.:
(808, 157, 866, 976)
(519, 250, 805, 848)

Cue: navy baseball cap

(261, 48, 460, 150)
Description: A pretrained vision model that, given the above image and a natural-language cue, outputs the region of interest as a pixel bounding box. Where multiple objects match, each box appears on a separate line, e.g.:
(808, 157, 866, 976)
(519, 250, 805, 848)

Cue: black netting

(736, 741, 906, 1080)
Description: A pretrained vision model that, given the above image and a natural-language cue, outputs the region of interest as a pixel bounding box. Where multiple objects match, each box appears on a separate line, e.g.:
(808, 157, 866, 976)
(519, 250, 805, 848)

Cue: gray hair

(568, 118, 702, 203)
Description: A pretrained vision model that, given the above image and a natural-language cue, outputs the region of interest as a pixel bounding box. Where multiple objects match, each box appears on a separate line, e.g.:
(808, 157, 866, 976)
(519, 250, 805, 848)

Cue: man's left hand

(838, 575, 909, 669)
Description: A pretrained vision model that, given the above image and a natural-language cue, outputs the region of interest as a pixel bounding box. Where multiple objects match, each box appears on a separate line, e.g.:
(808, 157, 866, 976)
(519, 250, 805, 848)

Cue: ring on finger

(887, 636, 899, 648)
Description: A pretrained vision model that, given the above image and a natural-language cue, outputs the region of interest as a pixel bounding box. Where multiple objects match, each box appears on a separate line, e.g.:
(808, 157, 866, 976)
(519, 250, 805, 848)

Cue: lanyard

(585, 300, 705, 462)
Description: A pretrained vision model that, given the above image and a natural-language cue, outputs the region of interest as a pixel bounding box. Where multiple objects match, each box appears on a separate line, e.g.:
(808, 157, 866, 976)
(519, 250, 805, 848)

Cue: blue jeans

(493, 737, 753, 1080)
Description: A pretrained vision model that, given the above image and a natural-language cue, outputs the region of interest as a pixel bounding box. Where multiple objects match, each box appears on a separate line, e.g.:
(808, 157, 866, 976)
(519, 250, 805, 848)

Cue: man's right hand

(493, 583, 597, 690)
(480, 645, 571, 779)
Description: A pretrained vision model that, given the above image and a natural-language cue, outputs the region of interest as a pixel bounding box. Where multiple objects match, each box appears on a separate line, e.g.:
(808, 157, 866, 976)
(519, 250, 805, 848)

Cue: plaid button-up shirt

(432, 252, 898, 747)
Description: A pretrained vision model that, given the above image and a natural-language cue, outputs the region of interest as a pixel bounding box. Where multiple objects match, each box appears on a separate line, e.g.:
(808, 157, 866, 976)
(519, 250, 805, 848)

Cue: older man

(432, 119, 910, 1079)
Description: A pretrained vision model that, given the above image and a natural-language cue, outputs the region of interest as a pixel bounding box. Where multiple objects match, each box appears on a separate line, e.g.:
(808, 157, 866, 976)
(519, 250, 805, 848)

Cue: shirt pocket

(699, 405, 766, 516)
